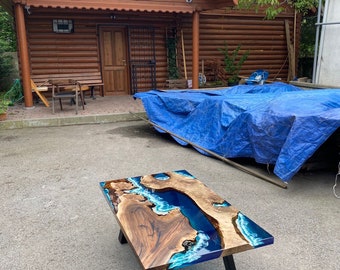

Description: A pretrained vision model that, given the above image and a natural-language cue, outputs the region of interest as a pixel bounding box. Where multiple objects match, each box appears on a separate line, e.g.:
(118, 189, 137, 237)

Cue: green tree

(236, 0, 320, 19)
(235, 0, 322, 79)
(0, 6, 17, 91)
(300, 16, 317, 58)
(0, 6, 16, 52)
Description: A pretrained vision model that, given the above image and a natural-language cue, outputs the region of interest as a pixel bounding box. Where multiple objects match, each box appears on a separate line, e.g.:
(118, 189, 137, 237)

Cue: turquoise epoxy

(213, 201, 231, 207)
(236, 212, 273, 247)
(127, 176, 179, 214)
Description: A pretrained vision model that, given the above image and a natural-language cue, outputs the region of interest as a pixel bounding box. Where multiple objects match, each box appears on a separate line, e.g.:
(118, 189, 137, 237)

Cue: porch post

(14, 3, 33, 107)
(192, 10, 200, 89)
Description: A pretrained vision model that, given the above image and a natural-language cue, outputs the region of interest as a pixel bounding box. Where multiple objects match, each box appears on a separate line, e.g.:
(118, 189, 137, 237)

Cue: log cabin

(0, 0, 300, 108)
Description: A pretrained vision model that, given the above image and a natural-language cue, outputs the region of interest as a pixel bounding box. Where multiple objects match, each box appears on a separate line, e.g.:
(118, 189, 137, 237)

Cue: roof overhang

(1, 0, 236, 15)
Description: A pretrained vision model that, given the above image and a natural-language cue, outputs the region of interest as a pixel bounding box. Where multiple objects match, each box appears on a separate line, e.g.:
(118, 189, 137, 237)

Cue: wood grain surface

(104, 178, 197, 269)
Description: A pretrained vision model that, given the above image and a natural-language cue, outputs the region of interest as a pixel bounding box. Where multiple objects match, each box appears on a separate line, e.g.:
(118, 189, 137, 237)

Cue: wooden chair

(49, 79, 85, 114)
(30, 79, 50, 107)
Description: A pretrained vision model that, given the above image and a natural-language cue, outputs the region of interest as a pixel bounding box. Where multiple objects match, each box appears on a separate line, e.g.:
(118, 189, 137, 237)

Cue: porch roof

(4, 0, 236, 14)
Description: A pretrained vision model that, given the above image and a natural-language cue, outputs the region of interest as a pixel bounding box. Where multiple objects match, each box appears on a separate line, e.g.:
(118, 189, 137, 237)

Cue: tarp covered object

(134, 83, 340, 182)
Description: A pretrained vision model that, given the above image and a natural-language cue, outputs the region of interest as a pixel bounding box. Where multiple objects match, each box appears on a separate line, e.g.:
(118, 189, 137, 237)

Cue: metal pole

(313, 0, 332, 84)
(312, 0, 324, 83)
(316, 21, 340, 26)
(130, 112, 288, 189)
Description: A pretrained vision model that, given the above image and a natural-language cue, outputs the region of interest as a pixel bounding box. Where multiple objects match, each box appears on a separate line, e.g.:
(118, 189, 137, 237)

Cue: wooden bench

(31, 72, 104, 98)
(165, 79, 188, 89)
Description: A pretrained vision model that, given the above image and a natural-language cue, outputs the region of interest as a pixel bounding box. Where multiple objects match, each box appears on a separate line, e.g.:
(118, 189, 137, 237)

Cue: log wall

(26, 8, 177, 90)
(181, 8, 299, 82)
(25, 7, 298, 92)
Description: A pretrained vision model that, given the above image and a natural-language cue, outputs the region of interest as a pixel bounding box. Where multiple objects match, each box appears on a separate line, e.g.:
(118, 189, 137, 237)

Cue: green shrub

(0, 49, 14, 91)
(219, 44, 249, 85)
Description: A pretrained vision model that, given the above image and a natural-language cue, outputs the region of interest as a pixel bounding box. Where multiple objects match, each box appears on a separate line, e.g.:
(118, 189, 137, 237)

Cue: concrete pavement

(0, 121, 339, 269)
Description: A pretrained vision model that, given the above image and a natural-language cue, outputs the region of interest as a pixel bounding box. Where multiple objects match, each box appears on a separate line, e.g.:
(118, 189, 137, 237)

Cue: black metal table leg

(90, 86, 96, 99)
(118, 230, 128, 244)
(223, 255, 236, 270)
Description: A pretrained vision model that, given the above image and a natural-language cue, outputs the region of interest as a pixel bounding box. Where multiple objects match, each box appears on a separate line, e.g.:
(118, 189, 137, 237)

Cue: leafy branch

(235, 0, 320, 19)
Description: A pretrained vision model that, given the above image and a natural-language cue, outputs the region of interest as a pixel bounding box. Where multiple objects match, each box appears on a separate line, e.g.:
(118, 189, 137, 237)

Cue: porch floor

(2, 95, 146, 129)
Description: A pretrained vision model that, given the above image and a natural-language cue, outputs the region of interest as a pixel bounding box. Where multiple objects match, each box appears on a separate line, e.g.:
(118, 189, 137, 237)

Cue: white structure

(314, 0, 340, 85)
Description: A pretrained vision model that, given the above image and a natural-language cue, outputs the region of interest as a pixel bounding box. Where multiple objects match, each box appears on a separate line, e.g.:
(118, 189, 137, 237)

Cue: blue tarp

(134, 83, 340, 182)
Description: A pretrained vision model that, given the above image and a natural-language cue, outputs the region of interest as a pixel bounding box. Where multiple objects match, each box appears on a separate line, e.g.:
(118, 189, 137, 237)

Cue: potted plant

(219, 44, 249, 86)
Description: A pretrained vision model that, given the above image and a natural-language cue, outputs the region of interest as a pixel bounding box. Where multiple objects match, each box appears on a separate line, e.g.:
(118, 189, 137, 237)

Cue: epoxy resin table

(100, 170, 274, 270)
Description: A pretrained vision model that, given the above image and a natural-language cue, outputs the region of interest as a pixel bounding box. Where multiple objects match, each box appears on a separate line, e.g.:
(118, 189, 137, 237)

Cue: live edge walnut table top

(100, 170, 274, 270)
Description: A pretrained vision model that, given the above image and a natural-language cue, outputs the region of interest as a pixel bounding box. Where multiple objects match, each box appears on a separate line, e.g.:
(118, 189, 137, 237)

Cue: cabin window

(53, 19, 74, 33)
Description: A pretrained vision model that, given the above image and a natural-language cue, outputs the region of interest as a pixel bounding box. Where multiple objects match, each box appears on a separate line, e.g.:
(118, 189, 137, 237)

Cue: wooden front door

(100, 27, 130, 95)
